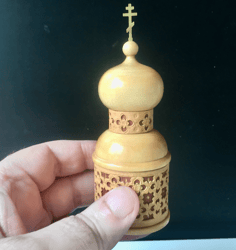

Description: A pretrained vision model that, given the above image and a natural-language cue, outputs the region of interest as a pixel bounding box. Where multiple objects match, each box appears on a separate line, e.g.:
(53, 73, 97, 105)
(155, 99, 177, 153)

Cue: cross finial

(123, 3, 137, 41)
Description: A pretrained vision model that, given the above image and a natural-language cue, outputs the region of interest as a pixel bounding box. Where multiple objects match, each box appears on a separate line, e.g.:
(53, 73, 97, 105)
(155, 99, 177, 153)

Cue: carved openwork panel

(109, 109, 153, 134)
(94, 164, 169, 228)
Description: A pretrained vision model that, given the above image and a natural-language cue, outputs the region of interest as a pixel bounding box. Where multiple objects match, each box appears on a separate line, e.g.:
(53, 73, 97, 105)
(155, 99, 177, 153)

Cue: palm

(0, 141, 95, 236)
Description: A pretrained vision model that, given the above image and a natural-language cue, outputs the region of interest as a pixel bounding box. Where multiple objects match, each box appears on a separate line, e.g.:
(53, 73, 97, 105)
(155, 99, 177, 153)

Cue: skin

(0, 140, 145, 250)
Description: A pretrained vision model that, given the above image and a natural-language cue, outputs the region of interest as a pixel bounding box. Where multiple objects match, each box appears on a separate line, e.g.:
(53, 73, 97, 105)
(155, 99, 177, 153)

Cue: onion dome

(98, 41, 164, 112)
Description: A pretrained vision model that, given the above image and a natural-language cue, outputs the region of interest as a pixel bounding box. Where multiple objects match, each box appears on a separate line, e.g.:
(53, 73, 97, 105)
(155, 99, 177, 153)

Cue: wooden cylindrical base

(127, 211, 170, 235)
(94, 164, 170, 235)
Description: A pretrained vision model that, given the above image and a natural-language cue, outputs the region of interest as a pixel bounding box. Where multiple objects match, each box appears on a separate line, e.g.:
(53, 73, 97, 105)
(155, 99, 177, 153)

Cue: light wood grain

(93, 39, 171, 235)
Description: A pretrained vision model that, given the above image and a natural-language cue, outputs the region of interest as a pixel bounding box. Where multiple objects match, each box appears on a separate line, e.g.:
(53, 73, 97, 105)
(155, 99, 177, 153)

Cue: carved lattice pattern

(94, 164, 169, 227)
(109, 109, 153, 134)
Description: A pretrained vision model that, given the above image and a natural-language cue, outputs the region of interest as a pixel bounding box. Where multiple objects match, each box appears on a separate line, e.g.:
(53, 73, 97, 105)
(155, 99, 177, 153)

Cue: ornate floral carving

(94, 164, 169, 227)
(143, 192, 154, 205)
(109, 109, 153, 134)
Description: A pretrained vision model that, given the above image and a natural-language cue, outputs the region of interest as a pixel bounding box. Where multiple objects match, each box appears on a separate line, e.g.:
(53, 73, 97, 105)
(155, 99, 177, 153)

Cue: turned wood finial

(122, 41, 139, 56)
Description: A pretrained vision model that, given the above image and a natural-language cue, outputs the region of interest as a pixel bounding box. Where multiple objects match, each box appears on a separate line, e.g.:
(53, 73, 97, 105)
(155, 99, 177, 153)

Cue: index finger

(0, 140, 96, 191)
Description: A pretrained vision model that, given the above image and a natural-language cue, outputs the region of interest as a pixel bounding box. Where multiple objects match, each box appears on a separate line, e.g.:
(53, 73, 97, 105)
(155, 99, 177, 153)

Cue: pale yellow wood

(127, 212, 170, 235)
(122, 40, 139, 56)
(108, 109, 153, 134)
(93, 129, 168, 164)
(98, 41, 164, 112)
(123, 3, 137, 41)
(94, 165, 170, 234)
(93, 11, 171, 235)
(93, 151, 171, 172)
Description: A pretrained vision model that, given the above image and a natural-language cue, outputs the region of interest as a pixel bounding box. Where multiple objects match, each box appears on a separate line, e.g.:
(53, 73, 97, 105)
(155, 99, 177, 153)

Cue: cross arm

(123, 13, 137, 17)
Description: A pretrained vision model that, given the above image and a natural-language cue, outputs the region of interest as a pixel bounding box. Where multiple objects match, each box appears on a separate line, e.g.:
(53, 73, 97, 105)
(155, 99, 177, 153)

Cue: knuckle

(74, 214, 108, 250)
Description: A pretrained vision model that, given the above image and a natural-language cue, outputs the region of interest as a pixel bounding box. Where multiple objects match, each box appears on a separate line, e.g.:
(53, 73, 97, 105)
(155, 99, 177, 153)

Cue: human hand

(0, 140, 139, 250)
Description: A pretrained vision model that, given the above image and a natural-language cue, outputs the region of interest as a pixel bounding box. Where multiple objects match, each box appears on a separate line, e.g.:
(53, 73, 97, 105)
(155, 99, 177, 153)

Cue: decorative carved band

(109, 109, 153, 134)
(94, 164, 169, 229)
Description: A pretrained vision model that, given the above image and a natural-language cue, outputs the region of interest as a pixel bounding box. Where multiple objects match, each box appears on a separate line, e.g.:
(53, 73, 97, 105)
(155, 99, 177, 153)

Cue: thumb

(0, 186, 139, 250)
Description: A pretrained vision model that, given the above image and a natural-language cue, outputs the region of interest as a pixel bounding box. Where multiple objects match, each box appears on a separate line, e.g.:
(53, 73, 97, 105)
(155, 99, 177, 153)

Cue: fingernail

(105, 186, 138, 219)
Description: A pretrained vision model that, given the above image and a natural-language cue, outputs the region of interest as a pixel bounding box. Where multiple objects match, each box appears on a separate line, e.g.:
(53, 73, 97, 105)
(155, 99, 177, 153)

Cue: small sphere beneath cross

(122, 41, 139, 56)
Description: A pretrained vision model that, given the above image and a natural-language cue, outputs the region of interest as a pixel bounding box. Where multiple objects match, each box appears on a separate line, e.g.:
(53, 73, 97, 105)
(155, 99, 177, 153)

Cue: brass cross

(123, 3, 137, 41)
